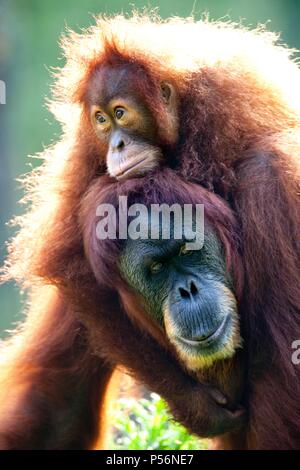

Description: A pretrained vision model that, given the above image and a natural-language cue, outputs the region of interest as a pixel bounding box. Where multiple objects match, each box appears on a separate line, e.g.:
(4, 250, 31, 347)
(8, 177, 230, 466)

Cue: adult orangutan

(1, 14, 300, 449)
(81, 170, 246, 412)
(0, 170, 245, 449)
(80, 15, 300, 448)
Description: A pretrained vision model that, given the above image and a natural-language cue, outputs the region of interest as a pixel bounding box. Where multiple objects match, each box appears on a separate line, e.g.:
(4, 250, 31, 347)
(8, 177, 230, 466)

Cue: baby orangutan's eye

(95, 112, 106, 124)
(115, 107, 125, 120)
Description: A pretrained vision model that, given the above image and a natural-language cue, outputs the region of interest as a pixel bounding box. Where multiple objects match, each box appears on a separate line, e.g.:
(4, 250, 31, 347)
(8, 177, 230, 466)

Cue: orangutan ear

(160, 82, 175, 106)
(160, 82, 178, 144)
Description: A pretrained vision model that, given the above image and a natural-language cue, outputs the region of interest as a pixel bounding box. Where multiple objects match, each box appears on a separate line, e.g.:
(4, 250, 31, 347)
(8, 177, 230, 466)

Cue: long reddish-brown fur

(0, 169, 245, 449)
(80, 169, 246, 398)
(80, 170, 246, 446)
(1, 13, 300, 449)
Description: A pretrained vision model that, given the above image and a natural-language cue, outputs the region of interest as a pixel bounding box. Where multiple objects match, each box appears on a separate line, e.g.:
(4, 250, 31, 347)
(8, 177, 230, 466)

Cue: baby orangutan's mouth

(115, 156, 151, 179)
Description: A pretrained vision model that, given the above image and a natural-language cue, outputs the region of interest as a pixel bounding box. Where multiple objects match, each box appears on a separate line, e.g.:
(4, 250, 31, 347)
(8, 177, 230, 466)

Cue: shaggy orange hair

(1, 13, 300, 449)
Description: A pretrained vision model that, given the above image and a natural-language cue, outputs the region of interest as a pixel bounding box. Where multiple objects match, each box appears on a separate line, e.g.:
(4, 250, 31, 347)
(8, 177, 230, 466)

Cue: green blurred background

(1, 0, 300, 333)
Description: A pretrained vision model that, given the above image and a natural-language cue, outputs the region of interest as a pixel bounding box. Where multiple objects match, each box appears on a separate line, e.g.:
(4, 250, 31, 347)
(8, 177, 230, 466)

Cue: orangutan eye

(95, 112, 106, 124)
(179, 244, 192, 256)
(150, 261, 164, 274)
(115, 107, 125, 120)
